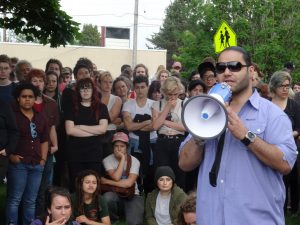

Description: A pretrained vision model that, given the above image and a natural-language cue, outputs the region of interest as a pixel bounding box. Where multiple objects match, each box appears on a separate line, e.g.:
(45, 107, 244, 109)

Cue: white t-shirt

(122, 99, 157, 139)
(152, 98, 184, 135)
(155, 192, 172, 225)
(102, 154, 140, 195)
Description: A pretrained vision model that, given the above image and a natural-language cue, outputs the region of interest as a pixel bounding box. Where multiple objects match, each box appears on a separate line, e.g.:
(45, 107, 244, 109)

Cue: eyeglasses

(278, 84, 291, 90)
(216, 61, 250, 74)
(30, 122, 37, 139)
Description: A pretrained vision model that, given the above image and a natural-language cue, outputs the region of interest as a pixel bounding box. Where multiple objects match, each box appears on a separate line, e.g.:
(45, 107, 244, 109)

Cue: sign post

(214, 21, 237, 53)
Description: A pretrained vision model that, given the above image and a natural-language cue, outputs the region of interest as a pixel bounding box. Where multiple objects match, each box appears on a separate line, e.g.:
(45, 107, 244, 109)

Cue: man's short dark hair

(0, 54, 11, 66)
(219, 46, 252, 66)
(121, 64, 131, 72)
(133, 75, 149, 86)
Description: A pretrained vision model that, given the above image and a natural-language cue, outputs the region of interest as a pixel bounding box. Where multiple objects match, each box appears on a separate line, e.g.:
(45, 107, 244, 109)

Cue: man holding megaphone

(179, 46, 297, 225)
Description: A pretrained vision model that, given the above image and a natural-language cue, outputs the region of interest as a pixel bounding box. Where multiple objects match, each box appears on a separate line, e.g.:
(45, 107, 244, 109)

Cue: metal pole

(132, 0, 138, 67)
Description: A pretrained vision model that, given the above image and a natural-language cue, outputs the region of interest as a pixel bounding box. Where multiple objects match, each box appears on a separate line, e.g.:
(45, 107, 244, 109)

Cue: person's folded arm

(123, 111, 150, 131)
(78, 119, 108, 135)
(101, 173, 138, 188)
(65, 120, 96, 137)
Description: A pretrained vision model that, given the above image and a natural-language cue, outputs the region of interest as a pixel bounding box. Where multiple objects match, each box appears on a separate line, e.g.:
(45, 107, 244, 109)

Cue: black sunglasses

(216, 61, 250, 74)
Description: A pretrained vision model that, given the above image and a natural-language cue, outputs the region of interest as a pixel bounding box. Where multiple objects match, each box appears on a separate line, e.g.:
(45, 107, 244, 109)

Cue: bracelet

(41, 158, 46, 162)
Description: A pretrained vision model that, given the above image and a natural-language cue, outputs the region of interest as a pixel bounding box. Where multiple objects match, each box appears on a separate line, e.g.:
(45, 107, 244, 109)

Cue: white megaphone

(182, 82, 232, 140)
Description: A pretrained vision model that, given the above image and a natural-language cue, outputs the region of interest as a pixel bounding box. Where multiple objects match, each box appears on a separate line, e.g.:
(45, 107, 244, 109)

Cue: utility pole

(132, 0, 138, 68)
(2, 13, 7, 42)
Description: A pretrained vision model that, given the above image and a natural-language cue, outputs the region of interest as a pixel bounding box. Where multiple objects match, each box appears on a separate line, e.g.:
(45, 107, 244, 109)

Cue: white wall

(0, 42, 167, 79)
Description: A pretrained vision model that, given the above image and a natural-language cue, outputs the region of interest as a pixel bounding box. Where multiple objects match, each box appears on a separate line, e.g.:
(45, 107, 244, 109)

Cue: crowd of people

(0, 45, 299, 225)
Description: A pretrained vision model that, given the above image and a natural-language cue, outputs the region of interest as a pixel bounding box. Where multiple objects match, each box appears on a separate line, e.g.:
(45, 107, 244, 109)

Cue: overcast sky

(60, 0, 172, 49)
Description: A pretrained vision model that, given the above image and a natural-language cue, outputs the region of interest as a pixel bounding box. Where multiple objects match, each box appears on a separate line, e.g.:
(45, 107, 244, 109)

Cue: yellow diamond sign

(214, 21, 237, 53)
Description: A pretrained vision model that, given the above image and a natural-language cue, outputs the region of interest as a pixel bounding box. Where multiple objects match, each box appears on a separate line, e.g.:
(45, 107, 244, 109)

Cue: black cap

(154, 166, 175, 183)
(198, 62, 216, 78)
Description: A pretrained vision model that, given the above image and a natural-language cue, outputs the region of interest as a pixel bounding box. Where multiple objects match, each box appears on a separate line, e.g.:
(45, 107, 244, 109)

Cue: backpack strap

(125, 154, 132, 177)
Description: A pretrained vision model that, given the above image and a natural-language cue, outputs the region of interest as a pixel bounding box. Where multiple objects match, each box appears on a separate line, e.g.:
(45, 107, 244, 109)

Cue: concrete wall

(0, 42, 167, 79)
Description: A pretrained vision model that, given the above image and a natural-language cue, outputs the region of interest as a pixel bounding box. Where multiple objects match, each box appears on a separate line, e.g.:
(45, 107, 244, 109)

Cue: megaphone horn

(182, 82, 232, 140)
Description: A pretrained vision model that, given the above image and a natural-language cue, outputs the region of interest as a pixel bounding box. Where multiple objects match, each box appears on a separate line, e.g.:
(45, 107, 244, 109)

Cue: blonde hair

(98, 71, 113, 83)
(161, 76, 184, 95)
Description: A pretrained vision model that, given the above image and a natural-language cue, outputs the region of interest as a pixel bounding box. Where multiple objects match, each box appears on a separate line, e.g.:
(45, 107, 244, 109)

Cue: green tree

(0, 0, 80, 47)
(78, 24, 101, 46)
(149, 0, 300, 82)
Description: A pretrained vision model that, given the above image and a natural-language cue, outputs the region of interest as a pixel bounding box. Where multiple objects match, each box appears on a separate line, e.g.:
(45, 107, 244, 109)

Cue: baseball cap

(112, 132, 129, 144)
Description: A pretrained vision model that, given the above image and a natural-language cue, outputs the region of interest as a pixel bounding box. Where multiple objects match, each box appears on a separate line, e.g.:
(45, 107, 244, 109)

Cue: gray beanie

(154, 166, 176, 182)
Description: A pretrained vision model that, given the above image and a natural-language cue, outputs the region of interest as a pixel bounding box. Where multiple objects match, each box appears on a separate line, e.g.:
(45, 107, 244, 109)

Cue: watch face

(248, 132, 256, 139)
(247, 131, 256, 142)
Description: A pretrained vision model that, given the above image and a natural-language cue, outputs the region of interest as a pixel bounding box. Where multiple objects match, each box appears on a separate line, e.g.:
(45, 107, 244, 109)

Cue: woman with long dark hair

(65, 78, 109, 192)
(73, 170, 111, 225)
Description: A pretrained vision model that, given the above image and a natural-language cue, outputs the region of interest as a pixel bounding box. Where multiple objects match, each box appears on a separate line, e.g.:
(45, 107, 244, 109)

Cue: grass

(0, 184, 299, 225)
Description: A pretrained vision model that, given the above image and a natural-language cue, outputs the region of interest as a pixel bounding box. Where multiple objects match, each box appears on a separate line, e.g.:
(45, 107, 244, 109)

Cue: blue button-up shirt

(190, 90, 297, 225)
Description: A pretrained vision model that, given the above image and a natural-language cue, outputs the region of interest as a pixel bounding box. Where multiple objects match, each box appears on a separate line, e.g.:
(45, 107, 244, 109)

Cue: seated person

(101, 132, 144, 225)
(145, 166, 187, 225)
(73, 170, 111, 225)
(30, 186, 80, 225)
(177, 193, 196, 225)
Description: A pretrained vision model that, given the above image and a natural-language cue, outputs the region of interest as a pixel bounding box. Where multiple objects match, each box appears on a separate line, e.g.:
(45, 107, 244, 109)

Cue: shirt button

(220, 179, 224, 183)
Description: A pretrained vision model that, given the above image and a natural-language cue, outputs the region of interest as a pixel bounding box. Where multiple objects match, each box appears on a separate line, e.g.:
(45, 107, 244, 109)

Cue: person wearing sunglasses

(179, 46, 297, 225)
(198, 61, 217, 92)
(269, 71, 300, 215)
(6, 82, 49, 225)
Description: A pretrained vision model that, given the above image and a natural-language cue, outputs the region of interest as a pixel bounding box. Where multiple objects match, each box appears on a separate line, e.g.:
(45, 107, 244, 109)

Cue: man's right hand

(9, 154, 23, 164)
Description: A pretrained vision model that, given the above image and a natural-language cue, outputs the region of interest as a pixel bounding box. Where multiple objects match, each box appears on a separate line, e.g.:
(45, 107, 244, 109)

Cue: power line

(70, 13, 164, 21)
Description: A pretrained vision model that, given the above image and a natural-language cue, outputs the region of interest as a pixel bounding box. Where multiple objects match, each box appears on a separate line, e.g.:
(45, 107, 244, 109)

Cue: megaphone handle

(209, 131, 226, 187)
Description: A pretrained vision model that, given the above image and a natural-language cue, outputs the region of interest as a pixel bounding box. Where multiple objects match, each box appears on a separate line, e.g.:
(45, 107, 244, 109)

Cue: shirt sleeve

(99, 196, 109, 218)
(102, 155, 114, 171)
(178, 134, 192, 155)
(122, 100, 132, 113)
(99, 103, 111, 123)
(130, 156, 140, 175)
(266, 113, 298, 169)
(4, 103, 19, 155)
(40, 113, 50, 143)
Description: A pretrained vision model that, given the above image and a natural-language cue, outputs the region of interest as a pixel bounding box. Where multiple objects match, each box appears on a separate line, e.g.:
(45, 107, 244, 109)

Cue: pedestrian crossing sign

(214, 21, 237, 53)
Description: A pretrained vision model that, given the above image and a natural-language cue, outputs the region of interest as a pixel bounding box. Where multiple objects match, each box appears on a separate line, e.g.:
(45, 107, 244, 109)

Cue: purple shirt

(195, 90, 297, 225)
(14, 109, 49, 165)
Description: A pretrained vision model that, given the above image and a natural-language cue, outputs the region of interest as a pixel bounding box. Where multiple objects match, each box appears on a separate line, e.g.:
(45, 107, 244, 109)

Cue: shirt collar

(248, 88, 260, 110)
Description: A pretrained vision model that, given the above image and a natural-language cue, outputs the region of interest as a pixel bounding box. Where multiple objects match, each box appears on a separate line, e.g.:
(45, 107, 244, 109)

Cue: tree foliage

(78, 24, 101, 46)
(0, 0, 80, 47)
(148, 0, 300, 81)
